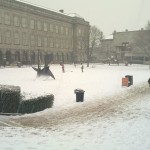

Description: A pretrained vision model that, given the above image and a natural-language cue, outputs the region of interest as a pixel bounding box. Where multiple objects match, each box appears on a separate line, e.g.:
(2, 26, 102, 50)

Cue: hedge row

(18, 95, 54, 114)
(0, 85, 21, 113)
(0, 84, 54, 114)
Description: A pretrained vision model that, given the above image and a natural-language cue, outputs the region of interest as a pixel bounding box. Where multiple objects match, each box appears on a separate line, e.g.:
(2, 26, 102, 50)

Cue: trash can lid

(74, 88, 85, 93)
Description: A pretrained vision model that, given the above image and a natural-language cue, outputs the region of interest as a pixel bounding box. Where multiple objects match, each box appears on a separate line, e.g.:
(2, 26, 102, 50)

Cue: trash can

(125, 75, 133, 86)
(17, 62, 22, 68)
(74, 89, 85, 102)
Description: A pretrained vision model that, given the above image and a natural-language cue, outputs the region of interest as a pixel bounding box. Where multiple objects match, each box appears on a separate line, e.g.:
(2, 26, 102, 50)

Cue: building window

(61, 26, 64, 34)
(78, 28, 81, 36)
(82, 41, 85, 49)
(66, 40, 69, 49)
(0, 31, 2, 43)
(61, 39, 63, 48)
(37, 21, 42, 30)
(0, 12, 2, 24)
(22, 17, 27, 28)
(4, 13, 11, 25)
(44, 22, 48, 31)
(65, 27, 69, 35)
(56, 38, 60, 48)
(30, 19, 35, 29)
(43, 37, 48, 47)
(37, 36, 42, 47)
(14, 32, 20, 45)
(70, 40, 73, 49)
(22, 32, 28, 45)
(5, 30, 11, 44)
(14, 16, 20, 27)
(55, 25, 59, 34)
(30, 35, 35, 46)
(78, 41, 81, 49)
(50, 24, 53, 32)
(50, 38, 54, 48)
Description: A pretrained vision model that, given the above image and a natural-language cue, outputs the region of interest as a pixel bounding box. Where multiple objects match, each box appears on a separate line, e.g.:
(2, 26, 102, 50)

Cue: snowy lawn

(0, 64, 149, 107)
(0, 63, 150, 150)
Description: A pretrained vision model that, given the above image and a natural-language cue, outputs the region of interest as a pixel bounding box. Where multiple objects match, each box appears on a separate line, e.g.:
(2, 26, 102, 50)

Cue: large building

(0, 0, 90, 65)
(101, 29, 150, 64)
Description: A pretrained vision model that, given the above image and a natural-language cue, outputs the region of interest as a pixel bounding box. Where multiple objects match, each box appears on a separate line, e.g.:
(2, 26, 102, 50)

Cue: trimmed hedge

(0, 85, 21, 113)
(18, 94, 54, 114)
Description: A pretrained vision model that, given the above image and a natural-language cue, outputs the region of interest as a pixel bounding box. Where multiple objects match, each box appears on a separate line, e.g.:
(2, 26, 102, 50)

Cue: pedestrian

(60, 62, 65, 73)
(148, 78, 150, 87)
(81, 63, 84, 72)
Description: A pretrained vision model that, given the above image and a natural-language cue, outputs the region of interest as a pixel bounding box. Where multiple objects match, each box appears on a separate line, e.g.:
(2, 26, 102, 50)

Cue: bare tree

(86, 26, 104, 67)
(145, 20, 150, 30)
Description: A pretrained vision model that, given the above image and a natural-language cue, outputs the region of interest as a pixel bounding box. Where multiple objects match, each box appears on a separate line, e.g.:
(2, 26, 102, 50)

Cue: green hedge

(0, 85, 21, 113)
(18, 94, 54, 114)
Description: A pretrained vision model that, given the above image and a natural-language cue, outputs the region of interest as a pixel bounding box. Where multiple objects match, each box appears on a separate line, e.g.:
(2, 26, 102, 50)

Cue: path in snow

(0, 82, 149, 128)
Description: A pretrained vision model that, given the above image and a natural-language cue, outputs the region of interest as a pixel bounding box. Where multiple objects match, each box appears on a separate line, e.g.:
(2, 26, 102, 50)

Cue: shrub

(0, 85, 21, 113)
(18, 94, 54, 114)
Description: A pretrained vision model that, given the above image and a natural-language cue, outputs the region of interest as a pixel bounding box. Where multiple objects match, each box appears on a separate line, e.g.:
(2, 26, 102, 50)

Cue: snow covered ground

(0, 64, 150, 150)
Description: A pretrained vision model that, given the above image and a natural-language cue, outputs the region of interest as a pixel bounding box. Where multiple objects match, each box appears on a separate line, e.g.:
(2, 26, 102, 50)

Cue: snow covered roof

(68, 13, 84, 19)
(104, 34, 114, 40)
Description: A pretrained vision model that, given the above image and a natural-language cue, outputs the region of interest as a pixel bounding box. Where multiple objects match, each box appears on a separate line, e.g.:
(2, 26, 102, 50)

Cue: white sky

(18, 0, 150, 36)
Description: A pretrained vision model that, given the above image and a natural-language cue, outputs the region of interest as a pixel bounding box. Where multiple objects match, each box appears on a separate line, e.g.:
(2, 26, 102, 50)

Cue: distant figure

(148, 78, 150, 87)
(3, 58, 6, 67)
(60, 62, 65, 73)
(81, 63, 84, 72)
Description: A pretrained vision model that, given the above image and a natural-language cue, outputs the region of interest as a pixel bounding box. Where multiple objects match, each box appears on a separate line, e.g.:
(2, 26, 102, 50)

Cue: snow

(0, 63, 150, 150)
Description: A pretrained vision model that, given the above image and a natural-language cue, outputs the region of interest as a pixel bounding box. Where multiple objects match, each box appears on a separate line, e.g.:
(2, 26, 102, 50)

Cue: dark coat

(148, 78, 150, 84)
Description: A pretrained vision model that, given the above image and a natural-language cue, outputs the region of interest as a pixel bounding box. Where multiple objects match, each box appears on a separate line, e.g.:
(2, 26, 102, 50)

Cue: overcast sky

(20, 0, 150, 36)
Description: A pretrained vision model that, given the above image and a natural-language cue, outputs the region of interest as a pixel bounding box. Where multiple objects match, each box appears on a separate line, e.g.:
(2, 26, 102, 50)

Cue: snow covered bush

(0, 85, 21, 113)
(18, 94, 54, 114)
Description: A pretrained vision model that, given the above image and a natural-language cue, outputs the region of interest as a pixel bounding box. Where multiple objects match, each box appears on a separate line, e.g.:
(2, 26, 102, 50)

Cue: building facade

(101, 29, 150, 64)
(0, 0, 90, 65)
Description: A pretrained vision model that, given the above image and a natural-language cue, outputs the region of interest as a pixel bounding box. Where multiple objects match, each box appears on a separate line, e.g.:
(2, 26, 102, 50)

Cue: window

(61, 39, 63, 48)
(0, 31, 2, 43)
(0, 12, 2, 24)
(37, 36, 42, 47)
(30, 19, 35, 29)
(22, 17, 27, 28)
(22, 32, 28, 45)
(50, 38, 54, 48)
(14, 16, 20, 27)
(78, 41, 81, 49)
(82, 41, 85, 49)
(5, 30, 11, 44)
(55, 25, 59, 33)
(44, 22, 48, 31)
(78, 28, 81, 36)
(37, 21, 42, 30)
(60, 26, 64, 34)
(70, 40, 73, 49)
(50, 24, 53, 32)
(43, 37, 48, 47)
(66, 40, 69, 49)
(56, 38, 60, 48)
(65, 27, 69, 35)
(4, 13, 11, 25)
(30, 35, 35, 46)
(14, 32, 20, 45)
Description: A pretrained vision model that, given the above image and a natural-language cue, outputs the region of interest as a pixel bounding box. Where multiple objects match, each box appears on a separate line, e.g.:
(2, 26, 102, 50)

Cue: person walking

(81, 63, 84, 72)
(148, 78, 150, 87)
(60, 62, 65, 73)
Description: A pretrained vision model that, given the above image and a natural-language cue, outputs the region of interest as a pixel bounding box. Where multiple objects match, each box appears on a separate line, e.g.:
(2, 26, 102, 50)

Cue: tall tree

(145, 20, 150, 30)
(86, 26, 104, 66)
